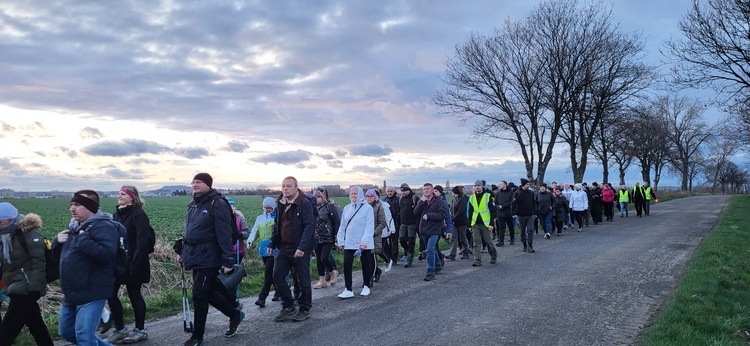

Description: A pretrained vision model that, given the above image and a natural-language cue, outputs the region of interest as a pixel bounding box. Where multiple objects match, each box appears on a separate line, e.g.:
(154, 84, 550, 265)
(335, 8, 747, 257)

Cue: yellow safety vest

(469, 192, 491, 227)
(644, 187, 652, 200)
(618, 190, 629, 203)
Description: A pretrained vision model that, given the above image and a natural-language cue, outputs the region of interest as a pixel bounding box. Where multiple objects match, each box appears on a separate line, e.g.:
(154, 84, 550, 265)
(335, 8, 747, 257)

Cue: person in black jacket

(589, 182, 603, 224)
(0, 203, 53, 346)
(398, 184, 420, 268)
(106, 185, 152, 344)
(312, 188, 341, 289)
(512, 179, 538, 253)
(383, 186, 401, 264)
(180, 173, 244, 346)
(414, 183, 450, 281)
(53, 190, 118, 346)
(268, 176, 316, 323)
(494, 181, 515, 246)
(447, 186, 469, 260)
(552, 187, 569, 236)
(536, 184, 554, 239)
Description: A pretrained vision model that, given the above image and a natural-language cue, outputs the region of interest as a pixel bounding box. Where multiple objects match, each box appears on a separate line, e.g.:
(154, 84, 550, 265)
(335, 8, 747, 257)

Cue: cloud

(127, 158, 160, 165)
(327, 160, 343, 168)
(56, 146, 78, 158)
(82, 139, 171, 157)
(34, 151, 46, 157)
(373, 157, 391, 163)
(80, 127, 104, 139)
(316, 153, 335, 160)
(251, 150, 312, 165)
(223, 140, 249, 153)
(106, 168, 145, 179)
(348, 144, 393, 157)
(334, 150, 348, 158)
(173, 147, 211, 159)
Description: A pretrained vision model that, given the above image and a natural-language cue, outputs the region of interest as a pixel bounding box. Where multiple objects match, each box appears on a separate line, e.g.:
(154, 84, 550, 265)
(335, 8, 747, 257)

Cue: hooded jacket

(398, 189, 420, 225)
(113, 204, 151, 284)
(569, 189, 590, 211)
(415, 194, 450, 237)
(315, 202, 341, 244)
(536, 190, 554, 215)
(337, 186, 375, 250)
(601, 188, 615, 203)
(451, 193, 469, 227)
(53, 211, 118, 307)
(249, 197, 276, 257)
(1, 214, 47, 296)
(512, 188, 537, 217)
(181, 189, 234, 270)
(369, 200, 386, 254)
(269, 189, 316, 253)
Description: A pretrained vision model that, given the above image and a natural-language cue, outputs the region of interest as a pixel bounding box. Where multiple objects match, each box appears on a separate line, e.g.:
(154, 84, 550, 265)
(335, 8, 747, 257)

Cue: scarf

(0, 215, 21, 263)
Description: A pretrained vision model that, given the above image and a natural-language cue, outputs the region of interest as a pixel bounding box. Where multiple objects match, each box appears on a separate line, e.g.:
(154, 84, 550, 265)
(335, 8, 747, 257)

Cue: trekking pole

(181, 264, 193, 333)
(235, 239, 241, 301)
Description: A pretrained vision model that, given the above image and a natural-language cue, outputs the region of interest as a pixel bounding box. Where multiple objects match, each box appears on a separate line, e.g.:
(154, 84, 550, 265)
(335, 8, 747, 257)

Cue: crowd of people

(0, 173, 658, 346)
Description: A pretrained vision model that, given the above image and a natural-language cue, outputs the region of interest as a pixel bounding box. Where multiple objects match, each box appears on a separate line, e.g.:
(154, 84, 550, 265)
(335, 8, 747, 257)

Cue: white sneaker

(385, 260, 393, 273)
(360, 286, 371, 296)
(338, 289, 354, 299)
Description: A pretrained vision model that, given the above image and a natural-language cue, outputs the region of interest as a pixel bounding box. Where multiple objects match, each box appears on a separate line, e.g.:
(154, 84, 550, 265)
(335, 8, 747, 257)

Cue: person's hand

(266, 247, 273, 256)
(421, 194, 429, 201)
(339, 245, 344, 251)
(56, 230, 69, 243)
(488, 226, 494, 231)
(423, 214, 428, 220)
(246, 242, 253, 251)
(359, 242, 367, 249)
(468, 228, 473, 233)
(221, 266, 232, 274)
(446, 232, 452, 239)
(294, 249, 305, 258)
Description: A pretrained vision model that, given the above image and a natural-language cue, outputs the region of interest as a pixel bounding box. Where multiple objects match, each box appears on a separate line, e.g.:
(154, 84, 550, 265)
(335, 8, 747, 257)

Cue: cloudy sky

(0, 0, 723, 192)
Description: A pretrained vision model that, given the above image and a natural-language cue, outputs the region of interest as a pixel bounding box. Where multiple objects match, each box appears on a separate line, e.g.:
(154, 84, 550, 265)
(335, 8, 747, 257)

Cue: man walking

(643, 181, 657, 216)
(447, 185, 469, 260)
(382, 186, 401, 264)
(268, 176, 315, 322)
(398, 184, 420, 268)
(513, 178, 538, 253)
(180, 173, 244, 346)
(414, 183, 450, 281)
(467, 180, 498, 266)
(494, 181, 515, 246)
(54, 190, 119, 346)
(632, 182, 646, 217)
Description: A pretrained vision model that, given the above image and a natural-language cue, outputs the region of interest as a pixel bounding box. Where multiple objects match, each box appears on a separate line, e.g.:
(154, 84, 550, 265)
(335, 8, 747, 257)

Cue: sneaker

(122, 329, 148, 344)
(274, 307, 297, 322)
(445, 255, 456, 261)
(98, 319, 113, 336)
(404, 260, 413, 268)
(338, 289, 354, 299)
(528, 246, 536, 253)
(460, 254, 470, 259)
(225, 311, 245, 337)
(544, 233, 550, 239)
(184, 337, 204, 346)
(472, 260, 482, 267)
(496, 242, 504, 247)
(510, 240, 514, 245)
(254, 298, 266, 308)
(271, 295, 281, 302)
(107, 327, 130, 343)
(424, 274, 434, 281)
(292, 309, 310, 322)
(400, 255, 408, 261)
(385, 259, 393, 272)
(360, 286, 371, 296)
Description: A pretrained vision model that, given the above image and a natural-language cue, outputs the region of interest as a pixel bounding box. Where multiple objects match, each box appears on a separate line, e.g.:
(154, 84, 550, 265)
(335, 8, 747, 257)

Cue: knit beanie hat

(474, 179, 483, 186)
(0, 202, 18, 220)
(193, 173, 213, 188)
(520, 178, 529, 186)
(262, 197, 276, 209)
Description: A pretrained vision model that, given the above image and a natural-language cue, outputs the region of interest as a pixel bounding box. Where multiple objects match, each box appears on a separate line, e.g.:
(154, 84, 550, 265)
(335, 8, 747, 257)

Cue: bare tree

(656, 95, 713, 191)
(603, 116, 636, 186)
(628, 102, 672, 190)
(433, 9, 557, 184)
(702, 128, 738, 192)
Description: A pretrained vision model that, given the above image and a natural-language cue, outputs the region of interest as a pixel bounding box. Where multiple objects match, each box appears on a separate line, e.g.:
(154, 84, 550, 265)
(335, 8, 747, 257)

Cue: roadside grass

(638, 195, 750, 345)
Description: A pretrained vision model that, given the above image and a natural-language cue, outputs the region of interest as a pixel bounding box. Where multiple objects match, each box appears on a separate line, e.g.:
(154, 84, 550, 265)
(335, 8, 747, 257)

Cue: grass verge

(638, 195, 750, 345)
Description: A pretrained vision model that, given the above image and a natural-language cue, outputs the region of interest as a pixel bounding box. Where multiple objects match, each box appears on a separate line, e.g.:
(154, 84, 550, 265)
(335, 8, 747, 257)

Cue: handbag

(217, 264, 246, 290)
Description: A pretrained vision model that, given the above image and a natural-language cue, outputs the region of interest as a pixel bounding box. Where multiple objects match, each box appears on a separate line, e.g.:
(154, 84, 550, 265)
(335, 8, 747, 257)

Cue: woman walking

(248, 197, 278, 307)
(312, 188, 341, 289)
(336, 186, 374, 299)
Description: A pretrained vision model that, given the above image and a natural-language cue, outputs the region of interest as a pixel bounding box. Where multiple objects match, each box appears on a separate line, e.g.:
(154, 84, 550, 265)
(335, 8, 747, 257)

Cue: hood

(351, 186, 365, 205)
(0, 214, 23, 235)
(194, 188, 221, 204)
(77, 211, 112, 230)
(263, 197, 276, 210)
(19, 213, 42, 233)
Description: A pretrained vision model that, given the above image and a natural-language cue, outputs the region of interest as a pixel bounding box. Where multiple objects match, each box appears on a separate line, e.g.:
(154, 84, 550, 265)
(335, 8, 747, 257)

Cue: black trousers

(258, 256, 277, 300)
(343, 249, 373, 291)
(191, 268, 239, 340)
(0, 292, 53, 346)
(108, 282, 147, 330)
(273, 247, 312, 311)
(497, 216, 515, 242)
(315, 243, 336, 276)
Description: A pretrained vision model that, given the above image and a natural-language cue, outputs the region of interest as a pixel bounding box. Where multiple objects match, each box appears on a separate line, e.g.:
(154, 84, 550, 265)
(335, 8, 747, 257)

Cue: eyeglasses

(263, 206, 273, 210)
(366, 195, 376, 198)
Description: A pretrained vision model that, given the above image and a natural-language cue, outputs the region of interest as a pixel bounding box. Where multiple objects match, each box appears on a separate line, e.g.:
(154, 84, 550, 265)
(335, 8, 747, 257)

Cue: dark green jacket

(1, 213, 47, 296)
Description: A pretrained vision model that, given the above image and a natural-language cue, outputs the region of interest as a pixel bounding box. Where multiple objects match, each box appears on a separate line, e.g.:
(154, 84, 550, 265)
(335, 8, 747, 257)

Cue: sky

(0, 0, 727, 192)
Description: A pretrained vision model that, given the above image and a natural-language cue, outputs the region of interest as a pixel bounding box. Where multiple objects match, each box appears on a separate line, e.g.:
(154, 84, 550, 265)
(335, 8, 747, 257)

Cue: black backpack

(107, 220, 129, 278)
(208, 194, 242, 246)
(18, 232, 59, 283)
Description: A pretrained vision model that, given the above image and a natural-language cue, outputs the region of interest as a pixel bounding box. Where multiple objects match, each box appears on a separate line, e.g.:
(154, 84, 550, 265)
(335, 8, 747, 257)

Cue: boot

(528, 243, 535, 253)
(313, 277, 327, 289)
(329, 269, 339, 286)
(522, 242, 528, 252)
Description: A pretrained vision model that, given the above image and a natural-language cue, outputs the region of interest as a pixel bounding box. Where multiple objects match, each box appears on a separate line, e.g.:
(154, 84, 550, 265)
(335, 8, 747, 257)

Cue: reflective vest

(618, 190, 629, 203)
(469, 192, 491, 227)
(644, 187, 652, 200)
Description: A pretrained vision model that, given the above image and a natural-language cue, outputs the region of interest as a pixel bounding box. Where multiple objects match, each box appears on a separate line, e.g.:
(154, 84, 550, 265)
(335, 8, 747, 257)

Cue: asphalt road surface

(56, 195, 730, 346)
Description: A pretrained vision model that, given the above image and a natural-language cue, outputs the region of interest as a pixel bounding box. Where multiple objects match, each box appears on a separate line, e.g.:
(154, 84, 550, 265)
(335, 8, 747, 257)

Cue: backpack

(111, 221, 129, 278)
(208, 194, 243, 246)
(18, 233, 59, 283)
(304, 193, 320, 219)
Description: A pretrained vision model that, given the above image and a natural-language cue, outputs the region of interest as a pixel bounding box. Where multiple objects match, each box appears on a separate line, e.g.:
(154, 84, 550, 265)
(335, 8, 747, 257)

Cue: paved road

(58, 195, 730, 346)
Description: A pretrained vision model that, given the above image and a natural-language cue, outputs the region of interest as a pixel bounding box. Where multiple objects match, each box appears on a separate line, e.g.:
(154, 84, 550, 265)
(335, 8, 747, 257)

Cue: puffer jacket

(494, 188, 514, 218)
(552, 194, 569, 221)
(337, 187, 375, 250)
(1, 214, 47, 296)
(536, 191, 554, 215)
(315, 202, 340, 244)
(182, 189, 234, 270)
(53, 211, 118, 307)
(369, 201, 386, 254)
(113, 205, 151, 284)
(569, 190, 590, 211)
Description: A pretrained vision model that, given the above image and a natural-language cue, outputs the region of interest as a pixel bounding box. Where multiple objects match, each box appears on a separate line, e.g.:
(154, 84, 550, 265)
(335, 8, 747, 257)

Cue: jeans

(273, 247, 312, 311)
(539, 212, 553, 234)
(644, 200, 651, 215)
(620, 202, 629, 216)
(59, 299, 110, 346)
(425, 235, 440, 275)
(518, 215, 536, 245)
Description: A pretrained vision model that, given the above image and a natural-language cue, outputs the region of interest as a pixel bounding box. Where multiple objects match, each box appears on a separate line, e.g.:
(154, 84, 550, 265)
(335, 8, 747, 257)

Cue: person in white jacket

(336, 186, 374, 299)
(568, 183, 589, 231)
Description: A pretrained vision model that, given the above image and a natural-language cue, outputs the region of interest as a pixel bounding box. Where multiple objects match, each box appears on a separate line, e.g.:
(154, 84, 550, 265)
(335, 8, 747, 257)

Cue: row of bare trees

(434, 0, 747, 192)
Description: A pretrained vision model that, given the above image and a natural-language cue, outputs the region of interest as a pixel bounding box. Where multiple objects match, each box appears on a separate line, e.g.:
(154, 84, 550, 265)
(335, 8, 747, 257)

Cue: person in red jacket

(601, 183, 616, 222)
